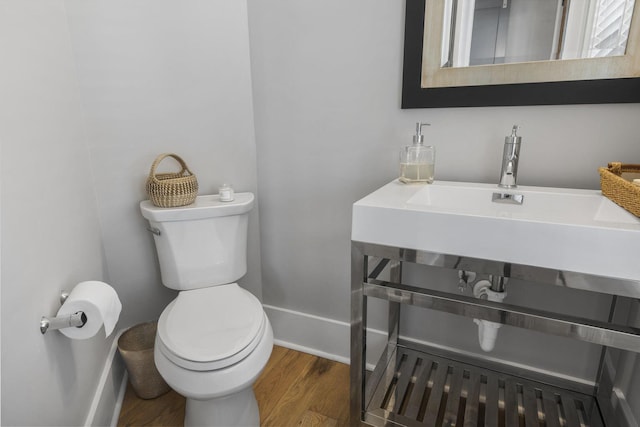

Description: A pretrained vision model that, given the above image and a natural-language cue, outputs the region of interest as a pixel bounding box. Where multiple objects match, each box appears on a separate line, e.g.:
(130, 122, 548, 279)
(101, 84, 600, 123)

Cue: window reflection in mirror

(441, 0, 636, 68)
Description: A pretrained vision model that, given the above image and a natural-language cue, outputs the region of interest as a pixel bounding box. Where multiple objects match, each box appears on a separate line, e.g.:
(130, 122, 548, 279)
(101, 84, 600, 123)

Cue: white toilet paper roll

(57, 281, 122, 339)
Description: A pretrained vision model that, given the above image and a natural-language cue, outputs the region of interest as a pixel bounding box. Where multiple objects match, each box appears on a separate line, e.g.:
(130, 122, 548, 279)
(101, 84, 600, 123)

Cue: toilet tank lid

(140, 192, 254, 222)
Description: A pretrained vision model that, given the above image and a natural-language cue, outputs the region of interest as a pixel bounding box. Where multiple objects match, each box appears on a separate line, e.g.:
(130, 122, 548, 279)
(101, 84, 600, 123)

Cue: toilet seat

(157, 283, 266, 371)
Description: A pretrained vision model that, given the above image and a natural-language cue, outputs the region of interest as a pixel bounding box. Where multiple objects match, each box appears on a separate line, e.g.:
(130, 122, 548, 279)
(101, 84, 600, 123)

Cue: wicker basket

(117, 322, 170, 399)
(146, 153, 198, 207)
(598, 162, 640, 217)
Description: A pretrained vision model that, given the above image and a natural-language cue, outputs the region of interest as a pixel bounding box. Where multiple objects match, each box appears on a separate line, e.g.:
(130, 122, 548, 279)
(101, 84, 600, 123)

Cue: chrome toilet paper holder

(40, 291, 87, 334)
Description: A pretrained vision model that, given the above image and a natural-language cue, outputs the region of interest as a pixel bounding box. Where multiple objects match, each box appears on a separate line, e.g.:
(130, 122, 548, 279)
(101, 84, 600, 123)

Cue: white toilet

(140, 192, 273, 427)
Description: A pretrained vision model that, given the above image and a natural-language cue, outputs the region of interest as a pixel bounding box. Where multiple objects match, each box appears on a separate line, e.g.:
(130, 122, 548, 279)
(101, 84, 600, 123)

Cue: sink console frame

(350, 240, 640, 427)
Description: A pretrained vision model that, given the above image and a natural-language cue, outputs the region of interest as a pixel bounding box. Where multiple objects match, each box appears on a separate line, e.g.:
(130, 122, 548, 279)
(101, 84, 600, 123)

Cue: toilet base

(154, 314, 273, 426)
(185, 387, 259, 427)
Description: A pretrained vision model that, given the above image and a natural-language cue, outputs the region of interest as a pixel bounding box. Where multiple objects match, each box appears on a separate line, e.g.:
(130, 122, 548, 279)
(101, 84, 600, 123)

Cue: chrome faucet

(498, 125, 521, 188)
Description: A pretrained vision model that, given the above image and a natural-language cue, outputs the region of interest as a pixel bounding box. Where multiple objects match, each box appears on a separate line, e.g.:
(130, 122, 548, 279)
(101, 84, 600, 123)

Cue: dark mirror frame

(402, 0, 640, 109)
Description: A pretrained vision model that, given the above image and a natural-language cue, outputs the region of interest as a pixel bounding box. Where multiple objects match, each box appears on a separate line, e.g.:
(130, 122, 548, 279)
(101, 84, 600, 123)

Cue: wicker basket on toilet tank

(146, 153, 198, 208)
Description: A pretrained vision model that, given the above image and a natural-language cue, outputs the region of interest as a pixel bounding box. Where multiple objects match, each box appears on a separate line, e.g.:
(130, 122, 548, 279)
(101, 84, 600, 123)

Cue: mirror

(402, 0, 640, 108)
(442, 0, 635, 67)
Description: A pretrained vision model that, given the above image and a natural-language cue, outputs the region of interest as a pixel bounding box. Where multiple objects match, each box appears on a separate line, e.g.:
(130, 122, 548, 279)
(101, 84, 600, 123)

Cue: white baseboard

(110, 372, 128, 427)
(263, 304, 388, 369)
(263, 304, 594, 387)
(87, 307, 625, 426)
(84, 329, 127, 427)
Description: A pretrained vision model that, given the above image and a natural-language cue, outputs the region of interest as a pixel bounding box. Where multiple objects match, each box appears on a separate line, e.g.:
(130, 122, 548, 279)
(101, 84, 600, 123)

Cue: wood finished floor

(117, 346, 350, 427)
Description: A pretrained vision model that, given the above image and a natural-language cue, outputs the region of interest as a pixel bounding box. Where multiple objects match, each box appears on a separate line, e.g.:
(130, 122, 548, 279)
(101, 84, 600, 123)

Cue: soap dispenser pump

(400, 122, 435, 183)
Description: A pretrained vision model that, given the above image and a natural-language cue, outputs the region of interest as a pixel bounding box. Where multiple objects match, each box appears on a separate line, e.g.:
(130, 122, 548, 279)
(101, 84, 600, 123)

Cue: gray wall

(1, 3, 111, 425)
(1, 1, 260, 425)
(65, 0, 262, 328)
(247, 0, 640, 382)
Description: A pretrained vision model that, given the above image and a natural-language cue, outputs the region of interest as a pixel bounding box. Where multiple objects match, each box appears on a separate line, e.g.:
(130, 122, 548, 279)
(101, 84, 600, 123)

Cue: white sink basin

(352, 180, 640, 282)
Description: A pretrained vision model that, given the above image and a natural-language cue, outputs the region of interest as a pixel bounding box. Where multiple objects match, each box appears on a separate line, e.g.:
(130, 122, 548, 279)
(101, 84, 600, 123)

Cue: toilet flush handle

(147, 226, 161, 236)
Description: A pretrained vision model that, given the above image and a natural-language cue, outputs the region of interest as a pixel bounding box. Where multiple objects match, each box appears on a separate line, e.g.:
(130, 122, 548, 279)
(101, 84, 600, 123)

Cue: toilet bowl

(154, 284, 273, 426)
(140, 193, 273, 426)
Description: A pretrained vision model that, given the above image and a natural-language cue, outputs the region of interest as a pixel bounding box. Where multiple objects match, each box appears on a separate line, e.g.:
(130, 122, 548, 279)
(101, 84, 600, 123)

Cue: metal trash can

(117, 321, 170, 399)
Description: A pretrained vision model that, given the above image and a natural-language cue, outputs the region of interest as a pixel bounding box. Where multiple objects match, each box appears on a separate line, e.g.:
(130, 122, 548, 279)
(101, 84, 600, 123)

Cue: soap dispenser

(400, 122, 435, 184)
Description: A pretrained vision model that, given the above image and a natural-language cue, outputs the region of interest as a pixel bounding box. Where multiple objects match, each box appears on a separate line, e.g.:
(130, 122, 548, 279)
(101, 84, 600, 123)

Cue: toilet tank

(140, 193, 254, 290)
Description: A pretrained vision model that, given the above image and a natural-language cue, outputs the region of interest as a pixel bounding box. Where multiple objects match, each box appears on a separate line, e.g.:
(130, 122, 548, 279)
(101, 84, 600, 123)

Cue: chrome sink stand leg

(388, 261, 402, 350)
(350, 244, 367, 426)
